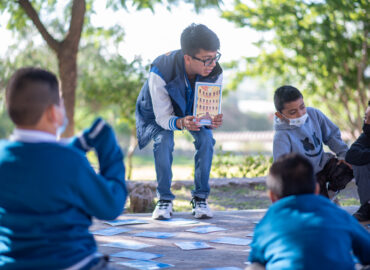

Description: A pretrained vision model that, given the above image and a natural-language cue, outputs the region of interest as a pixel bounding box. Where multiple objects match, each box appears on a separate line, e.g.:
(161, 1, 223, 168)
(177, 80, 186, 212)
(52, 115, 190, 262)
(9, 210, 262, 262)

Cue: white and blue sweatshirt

(136, 50, 223, 149)
(273, 107, 349, 174)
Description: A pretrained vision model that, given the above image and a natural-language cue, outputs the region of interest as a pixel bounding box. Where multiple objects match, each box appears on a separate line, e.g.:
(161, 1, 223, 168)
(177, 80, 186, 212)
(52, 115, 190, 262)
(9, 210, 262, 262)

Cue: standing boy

(136, 23, 223, 220)
(248, 153, 370, 269)
(273, 85, 353, 198)
(0, 67, 127, 269)
(345, 100, 370, 222)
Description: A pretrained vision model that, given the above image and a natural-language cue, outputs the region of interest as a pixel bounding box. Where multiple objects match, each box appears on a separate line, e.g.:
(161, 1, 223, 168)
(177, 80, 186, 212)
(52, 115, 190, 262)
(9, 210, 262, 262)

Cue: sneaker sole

(153, 212, 173, 220)
(192, 212, 213, 219)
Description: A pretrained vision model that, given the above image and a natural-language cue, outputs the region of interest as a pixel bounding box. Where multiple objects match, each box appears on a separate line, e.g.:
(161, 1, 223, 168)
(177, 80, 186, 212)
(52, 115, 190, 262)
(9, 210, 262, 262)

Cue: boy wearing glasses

(136, 23, 223, 220)
(273, 85, 353, 200)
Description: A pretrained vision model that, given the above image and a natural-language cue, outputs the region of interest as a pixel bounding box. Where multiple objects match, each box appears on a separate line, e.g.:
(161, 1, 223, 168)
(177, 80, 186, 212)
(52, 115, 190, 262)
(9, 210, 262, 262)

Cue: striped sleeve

(148, 66, 180, 131)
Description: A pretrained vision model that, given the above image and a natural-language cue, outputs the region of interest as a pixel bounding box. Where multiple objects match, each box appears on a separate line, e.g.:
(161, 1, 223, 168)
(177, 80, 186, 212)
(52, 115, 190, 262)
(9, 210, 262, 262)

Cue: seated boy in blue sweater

(273, 85, 353, 198)
(248, 153, 370, 270)
(0, 67, 127, 269)
(345, 100, 370, 222)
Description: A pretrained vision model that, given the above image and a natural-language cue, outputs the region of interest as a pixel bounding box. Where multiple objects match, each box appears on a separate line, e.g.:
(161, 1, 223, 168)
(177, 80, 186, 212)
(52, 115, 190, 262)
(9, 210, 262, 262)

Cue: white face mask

(283, 113, 308, 127)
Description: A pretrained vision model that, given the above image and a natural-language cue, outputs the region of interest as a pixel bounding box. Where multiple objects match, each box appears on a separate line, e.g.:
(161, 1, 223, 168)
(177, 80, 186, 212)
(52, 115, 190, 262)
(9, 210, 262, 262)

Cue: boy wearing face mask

(345, 101, 370, 222)
(273, 85, 353, 199)
(0, 67, 127, 269)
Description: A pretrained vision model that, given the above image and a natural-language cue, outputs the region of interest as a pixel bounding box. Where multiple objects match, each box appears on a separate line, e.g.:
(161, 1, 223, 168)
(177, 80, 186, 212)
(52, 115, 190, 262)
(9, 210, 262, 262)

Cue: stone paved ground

(92, 207, 370, 270)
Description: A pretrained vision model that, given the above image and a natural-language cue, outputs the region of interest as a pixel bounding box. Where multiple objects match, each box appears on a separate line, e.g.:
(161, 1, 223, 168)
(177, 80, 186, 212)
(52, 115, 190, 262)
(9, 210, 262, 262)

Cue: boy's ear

(275, 111, 284, 120)
(314, 183, 320, 195)
(268, 190, 279, 203)
(45, 105, 58, 123)
(183, 54, 192, 65)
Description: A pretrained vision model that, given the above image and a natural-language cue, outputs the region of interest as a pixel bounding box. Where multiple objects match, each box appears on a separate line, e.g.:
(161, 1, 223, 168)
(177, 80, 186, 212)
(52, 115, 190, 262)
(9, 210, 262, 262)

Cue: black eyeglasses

(192, 52, 221, 67)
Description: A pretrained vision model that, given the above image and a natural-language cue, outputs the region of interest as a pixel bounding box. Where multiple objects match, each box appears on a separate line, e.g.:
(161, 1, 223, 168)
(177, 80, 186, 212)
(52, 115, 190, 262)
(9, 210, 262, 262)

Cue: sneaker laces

(157, 200, 171, 209)
(191, 198, 207, 209)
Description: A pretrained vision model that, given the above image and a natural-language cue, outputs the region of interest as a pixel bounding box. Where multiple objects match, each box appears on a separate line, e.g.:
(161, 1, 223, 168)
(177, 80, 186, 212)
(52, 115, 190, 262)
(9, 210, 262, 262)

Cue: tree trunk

(57, 49, 77, 136)
(18, 0, 86, 137)
(126, 127, 138, 180)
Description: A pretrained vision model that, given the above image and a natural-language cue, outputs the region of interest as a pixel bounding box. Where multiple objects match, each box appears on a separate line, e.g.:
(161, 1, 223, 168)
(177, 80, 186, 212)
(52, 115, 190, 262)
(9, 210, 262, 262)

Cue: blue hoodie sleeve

(69, 118, 127, 220)
(349, 215, 370, 264)
(273, 132, 292, 161)
(316, 109, 348, 159)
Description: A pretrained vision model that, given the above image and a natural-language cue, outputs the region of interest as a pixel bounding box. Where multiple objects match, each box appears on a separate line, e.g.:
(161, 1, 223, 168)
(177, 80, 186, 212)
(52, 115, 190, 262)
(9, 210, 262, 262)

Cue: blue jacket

(249, 194, 370, 269)
(135, 49, 223, 149)
(273, 107, 348, 173)
(0, 124, 127, 269)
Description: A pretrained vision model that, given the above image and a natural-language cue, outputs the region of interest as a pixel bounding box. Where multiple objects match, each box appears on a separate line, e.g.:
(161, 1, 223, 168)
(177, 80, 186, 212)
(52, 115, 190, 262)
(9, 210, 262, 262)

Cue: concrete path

(91, 206, 369, 270)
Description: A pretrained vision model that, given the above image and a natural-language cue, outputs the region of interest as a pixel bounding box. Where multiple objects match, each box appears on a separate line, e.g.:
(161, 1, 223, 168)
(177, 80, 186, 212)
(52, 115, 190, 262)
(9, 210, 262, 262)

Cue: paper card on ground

(186, 226, 226, 234)
(111, 251, 162, 260)
(203, 267, 243, 270)
(116, 260, 174, 270)
(103, 219, 149, 226)
(134, 231, 175, 239)
(101, 239, 153, 250)
(160, 218, 200, 226)
(91, 227, 130, 236)
(174, 241, 213, 250)
(210, 237, 252, 246)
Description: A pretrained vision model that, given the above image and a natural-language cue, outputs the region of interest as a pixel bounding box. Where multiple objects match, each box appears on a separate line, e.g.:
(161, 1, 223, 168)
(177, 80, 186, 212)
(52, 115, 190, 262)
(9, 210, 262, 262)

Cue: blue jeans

(153, 127, 215, 201)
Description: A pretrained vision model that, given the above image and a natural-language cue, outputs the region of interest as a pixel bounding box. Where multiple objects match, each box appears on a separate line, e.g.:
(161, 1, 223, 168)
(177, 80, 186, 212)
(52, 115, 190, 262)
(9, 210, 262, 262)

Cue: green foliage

(211, 148, 273, 178)
(77, 44, 147, 128)
(222, 0, 369, 135)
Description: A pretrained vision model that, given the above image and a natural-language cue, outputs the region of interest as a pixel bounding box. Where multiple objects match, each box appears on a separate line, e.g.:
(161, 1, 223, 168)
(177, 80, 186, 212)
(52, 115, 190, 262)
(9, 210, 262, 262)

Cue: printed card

(174, 241, 213, 250)
(203, 267, 243, 270)
(160, 218, 200, 226)
(103, 219, 149, 226)
(210, 237, 252, 246)
(111, 251, 162, 260)
(116, 260, 174, 270)
(186, 226, 226, 234)
(92, 227, 130, 236)
(101, 239, 153, 250)
(134, 231, 175, 239)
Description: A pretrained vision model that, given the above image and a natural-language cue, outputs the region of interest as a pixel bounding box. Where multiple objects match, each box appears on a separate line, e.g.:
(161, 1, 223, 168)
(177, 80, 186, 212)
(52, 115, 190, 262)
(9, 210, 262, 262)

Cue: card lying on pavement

(116, 260, 174, 270)
(111, 251, 162, 260)
(101, 239, 153, 250)
(203, 267, 243, 270)
(160, 218, 200, 226)
(134, 231, 176, 239)
(186, 226, 226, 234)
(210, 237, 252, 246)
(92, 227, 130, 236)
(103, 219, 149, 226)
(174, 241, 214, 250)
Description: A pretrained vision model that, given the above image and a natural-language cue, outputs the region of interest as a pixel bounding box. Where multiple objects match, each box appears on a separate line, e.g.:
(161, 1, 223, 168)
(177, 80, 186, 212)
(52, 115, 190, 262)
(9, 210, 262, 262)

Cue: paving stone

(92, 207, 369, 270)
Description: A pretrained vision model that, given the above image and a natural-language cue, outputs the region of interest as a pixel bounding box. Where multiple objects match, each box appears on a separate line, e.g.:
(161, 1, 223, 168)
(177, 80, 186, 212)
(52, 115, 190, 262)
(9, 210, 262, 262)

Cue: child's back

(0, 67, 127, 269)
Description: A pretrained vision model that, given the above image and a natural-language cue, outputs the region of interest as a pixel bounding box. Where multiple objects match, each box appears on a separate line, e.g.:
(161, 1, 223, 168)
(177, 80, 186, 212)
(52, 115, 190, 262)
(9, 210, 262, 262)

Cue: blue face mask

(57, 116, 69, 138)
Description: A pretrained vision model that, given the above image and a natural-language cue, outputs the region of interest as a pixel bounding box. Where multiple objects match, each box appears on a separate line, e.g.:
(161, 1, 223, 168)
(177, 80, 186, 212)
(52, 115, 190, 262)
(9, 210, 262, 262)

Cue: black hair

(368, 100, 370, 106)
(180, 23, 220, 56)
(6, 67, 60, 126)
(267, 153, 316, 199)
(274, 85, 303, 112)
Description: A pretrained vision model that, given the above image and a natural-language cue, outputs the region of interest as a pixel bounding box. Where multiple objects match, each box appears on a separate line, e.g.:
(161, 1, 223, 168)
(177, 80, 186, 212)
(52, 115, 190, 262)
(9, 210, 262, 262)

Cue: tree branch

(18, 0, 60, 52)
(64, 0, 86, 50)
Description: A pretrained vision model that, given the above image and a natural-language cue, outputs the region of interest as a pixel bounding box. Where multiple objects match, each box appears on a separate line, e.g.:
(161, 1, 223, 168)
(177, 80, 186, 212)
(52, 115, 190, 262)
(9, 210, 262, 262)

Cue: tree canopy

(0, 0, 221, 136)
(223, 0, 369, 136)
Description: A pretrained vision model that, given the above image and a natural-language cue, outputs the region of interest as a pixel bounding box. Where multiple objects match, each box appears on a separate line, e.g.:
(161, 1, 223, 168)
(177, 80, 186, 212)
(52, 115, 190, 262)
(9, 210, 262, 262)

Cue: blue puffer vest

(135, 50, 223, 149)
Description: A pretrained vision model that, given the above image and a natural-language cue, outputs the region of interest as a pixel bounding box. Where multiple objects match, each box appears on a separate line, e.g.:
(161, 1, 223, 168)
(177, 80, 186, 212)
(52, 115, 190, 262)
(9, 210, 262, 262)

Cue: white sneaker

(191, 197, 213, 219)
(152, 200, 173, 220)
